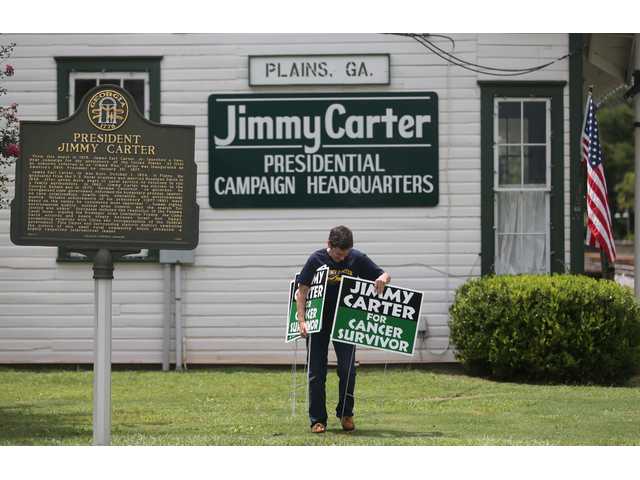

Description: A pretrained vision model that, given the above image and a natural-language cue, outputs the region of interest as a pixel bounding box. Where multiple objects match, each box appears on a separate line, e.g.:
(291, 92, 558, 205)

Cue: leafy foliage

(598, 103, 635, 237)
(1, 41, 18, 208)
(449, 275, 640, 384)
(616, 170, 635, 212)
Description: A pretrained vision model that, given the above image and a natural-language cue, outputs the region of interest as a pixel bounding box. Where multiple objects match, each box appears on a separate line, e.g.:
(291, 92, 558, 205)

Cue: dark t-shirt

(298, 248, 384, 328)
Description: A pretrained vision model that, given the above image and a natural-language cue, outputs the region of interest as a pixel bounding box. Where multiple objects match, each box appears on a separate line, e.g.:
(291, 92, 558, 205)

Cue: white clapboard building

(0, 33, 619, 365)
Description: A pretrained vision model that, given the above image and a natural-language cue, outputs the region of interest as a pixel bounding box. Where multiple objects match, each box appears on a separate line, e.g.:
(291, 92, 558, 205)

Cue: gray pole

(92, 248, 113, 446)
(163, 264, 171, 371)
(634, 34, 640, 298)
(175, 263, 183, 371)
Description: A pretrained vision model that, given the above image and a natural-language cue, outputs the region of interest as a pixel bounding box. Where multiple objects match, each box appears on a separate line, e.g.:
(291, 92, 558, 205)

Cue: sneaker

(311, 422, 326, 433)
(340, 416, 355, 432)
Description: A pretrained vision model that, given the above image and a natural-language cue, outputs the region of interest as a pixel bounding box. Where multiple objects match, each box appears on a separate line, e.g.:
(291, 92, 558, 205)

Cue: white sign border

(285, 279, 298, 343)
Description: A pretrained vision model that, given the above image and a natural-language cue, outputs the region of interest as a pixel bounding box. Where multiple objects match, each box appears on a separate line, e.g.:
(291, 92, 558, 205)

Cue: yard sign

(285, 265, 329, 342)
(331, 275, 422, 356)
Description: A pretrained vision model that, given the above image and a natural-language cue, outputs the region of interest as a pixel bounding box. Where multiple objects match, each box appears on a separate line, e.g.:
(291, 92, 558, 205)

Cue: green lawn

(1, 365, 639, 445)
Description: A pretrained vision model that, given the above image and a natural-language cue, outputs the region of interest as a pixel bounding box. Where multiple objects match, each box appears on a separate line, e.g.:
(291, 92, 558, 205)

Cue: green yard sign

(285, 266, 329, 342)
(209, 92, 438, 208)
(331, 275, 423, 356)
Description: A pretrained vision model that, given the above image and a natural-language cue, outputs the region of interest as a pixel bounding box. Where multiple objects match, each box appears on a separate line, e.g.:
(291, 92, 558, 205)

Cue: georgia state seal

(87, 89, 129, 131)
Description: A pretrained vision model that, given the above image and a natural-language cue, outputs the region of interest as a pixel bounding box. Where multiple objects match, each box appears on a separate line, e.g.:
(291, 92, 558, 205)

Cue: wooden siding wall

(0, 33, 569, 364)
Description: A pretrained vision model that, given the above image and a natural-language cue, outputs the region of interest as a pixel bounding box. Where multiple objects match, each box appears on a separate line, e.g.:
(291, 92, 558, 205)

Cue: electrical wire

(391, 33, 572, 77)
(419, 33, 564, 72)
(417, 35, 561, 73)
(412, 34, 571, 76)
(390, 32, 456, 51)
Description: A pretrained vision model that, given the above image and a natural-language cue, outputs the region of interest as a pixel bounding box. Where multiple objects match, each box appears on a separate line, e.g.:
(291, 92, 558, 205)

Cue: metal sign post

(86, 248, 137, 445)
(92, 249, 113, 446)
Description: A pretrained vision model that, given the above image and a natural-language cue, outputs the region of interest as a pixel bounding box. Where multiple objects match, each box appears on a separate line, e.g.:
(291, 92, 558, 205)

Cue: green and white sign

(209, 92, 438, 208)
(331, 275, 423, 356)
(285, 266, 329, 342)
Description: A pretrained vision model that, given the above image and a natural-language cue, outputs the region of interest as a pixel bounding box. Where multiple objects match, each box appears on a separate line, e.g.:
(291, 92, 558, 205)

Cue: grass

(1, 365, 639, 445)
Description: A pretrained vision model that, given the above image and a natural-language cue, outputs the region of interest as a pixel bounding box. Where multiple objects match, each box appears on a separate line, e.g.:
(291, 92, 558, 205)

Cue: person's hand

(374, 272, 390, 295)
(297, 313, 308, 338)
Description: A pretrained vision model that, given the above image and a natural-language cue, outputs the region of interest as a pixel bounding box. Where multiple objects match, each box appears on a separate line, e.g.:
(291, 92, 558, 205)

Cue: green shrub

(449, 275, 640, 384)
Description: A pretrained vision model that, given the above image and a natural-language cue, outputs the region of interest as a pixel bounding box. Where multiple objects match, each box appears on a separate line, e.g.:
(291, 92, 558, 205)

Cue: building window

(55, 57, 162, 263)
(494, 98, 551, 274)
(479, 82, 565, 275)
(69, 72, 149, 117)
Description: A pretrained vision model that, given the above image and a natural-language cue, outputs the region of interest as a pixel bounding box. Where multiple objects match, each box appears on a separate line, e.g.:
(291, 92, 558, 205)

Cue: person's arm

(374, 271, 391, 295)
(295, 284, 310, 337)
(359, 252, 390, 294)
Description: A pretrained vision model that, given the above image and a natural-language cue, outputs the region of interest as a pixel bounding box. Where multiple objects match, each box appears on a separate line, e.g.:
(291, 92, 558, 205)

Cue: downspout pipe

(163, 264, 171, 371)
(175, 262, 183, 371)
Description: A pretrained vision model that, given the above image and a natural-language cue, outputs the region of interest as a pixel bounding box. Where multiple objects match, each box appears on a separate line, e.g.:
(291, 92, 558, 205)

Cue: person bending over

(296, 225, 390, 433)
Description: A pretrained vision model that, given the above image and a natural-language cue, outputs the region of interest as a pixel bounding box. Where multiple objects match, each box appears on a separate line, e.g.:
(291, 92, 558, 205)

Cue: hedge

(449, 275, 640, 384)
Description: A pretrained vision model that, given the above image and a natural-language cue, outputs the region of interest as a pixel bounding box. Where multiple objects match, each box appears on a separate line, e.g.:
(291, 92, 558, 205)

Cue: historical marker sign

(285, 266, 328, 342)
(330, 275, 423, 356)
(209, 92, 438, 208)
(11, 85, 199, 250)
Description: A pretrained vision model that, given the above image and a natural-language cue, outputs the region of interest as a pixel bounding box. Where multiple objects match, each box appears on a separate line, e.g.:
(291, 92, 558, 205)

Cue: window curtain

(495, 191, 547, 274)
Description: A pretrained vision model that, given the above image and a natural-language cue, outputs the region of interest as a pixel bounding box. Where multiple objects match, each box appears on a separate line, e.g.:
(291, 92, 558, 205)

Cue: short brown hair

(328, 225, 353, 249)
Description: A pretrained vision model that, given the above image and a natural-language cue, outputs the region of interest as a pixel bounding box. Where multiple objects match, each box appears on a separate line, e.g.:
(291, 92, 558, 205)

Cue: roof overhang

(584, 33, 636, 99)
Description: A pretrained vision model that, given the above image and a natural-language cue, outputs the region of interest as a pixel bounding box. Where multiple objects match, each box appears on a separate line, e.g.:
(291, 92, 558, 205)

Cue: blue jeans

(306, 319, 356, 427)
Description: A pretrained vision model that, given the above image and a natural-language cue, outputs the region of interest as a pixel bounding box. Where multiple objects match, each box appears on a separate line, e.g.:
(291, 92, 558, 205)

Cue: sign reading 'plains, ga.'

(285, 266, 329, 342)
(330, 276, 422, 356)
(249, 54, 390, 86)
(209, 92, 438, 208)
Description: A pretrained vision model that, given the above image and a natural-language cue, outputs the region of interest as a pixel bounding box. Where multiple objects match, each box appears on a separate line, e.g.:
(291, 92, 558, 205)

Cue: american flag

(583, 95, 616, 263)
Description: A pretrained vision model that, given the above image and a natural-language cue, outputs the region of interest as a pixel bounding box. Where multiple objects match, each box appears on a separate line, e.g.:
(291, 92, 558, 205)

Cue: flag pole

(582, 86, 593, 134)
(600, 248, 614, 280)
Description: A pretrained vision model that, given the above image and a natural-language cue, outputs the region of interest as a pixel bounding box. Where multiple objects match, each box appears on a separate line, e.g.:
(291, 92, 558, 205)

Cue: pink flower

(4, 64, 14, 76)
(5, 143, 20, 157)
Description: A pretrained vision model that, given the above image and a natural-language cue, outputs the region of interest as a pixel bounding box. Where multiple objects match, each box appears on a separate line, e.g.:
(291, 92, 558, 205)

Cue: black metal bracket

(73, 248, 139, 279)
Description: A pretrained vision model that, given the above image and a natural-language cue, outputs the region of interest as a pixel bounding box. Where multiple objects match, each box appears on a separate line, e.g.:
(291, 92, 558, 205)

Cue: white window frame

(493, 97, 552, 273)
(69, 71, 150, 119)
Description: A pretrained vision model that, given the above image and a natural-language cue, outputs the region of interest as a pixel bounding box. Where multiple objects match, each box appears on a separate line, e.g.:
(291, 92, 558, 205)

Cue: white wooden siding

(0, 33, 570, 364)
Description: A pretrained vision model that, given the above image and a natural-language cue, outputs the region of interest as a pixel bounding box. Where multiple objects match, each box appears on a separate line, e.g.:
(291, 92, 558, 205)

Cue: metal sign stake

(291, 338, 298, 417)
